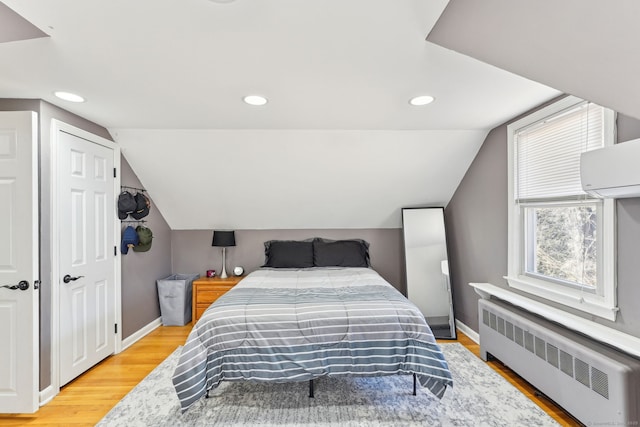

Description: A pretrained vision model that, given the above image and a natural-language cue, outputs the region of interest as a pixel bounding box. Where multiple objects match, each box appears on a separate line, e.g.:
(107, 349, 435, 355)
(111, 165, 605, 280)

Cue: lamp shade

(212, 230, 236, 247)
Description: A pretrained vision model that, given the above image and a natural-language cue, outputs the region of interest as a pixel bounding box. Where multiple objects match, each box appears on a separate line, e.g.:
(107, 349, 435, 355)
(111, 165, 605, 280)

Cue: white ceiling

(0, 0, 562, 229)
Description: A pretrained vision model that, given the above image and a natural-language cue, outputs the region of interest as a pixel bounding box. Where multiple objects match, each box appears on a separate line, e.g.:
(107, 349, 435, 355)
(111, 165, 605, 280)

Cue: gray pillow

(313, 239, 370, 267)
(263, 240, 314, 268)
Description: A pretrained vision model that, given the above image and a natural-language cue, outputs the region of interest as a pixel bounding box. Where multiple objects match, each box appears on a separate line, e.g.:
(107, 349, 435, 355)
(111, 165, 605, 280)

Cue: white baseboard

(121, 317, 162, 352)
(39, 384, 57, 407)
(456, 319, 479, 344)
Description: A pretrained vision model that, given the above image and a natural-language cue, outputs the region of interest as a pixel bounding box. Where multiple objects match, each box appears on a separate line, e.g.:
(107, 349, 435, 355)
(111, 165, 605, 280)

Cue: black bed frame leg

(309, 379, 314, 398)
(412, 373, 417, 396)
(205, 389, 210, 399)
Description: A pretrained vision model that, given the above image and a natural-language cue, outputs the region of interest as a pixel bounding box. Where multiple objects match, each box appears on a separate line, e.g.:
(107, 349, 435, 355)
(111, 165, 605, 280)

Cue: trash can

(156, 273, 199, 326)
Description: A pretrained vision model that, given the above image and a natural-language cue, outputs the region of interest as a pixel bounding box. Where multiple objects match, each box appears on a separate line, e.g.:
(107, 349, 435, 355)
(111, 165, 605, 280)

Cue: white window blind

(515, 102, 605, 202)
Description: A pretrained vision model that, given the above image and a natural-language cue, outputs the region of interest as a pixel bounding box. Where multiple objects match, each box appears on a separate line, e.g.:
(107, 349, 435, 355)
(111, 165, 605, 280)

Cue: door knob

(63, 275, 84, 284)
(1, 280, 29, 290)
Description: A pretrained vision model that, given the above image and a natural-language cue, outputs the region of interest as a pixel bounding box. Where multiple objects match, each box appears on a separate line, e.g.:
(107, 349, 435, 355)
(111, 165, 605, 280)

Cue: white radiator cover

(479, 299, 640, 425)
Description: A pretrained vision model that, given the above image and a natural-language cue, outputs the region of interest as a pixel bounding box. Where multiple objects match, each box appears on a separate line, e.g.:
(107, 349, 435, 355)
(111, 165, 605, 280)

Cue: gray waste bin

(156, 273, 199, 326)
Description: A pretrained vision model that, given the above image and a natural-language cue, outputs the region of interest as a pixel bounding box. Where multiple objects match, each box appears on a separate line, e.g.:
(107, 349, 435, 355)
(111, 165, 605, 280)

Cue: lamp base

(220, 247, 228, 279)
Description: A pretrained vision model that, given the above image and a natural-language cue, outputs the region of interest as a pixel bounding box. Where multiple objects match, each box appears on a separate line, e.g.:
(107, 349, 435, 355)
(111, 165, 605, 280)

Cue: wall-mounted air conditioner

(581, 138, 640, 198)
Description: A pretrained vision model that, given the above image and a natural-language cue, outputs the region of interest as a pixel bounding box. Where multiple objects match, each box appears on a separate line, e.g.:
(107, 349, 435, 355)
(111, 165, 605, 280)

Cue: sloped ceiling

(0, 1, 560, 229)
(427, 0, 640, 122)
(0, 2, 47, 43)
(113, 129, 488, 229)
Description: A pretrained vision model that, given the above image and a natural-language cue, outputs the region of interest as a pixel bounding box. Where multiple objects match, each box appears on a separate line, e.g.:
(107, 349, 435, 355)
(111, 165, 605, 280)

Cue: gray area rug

(97, 343, 559, 426)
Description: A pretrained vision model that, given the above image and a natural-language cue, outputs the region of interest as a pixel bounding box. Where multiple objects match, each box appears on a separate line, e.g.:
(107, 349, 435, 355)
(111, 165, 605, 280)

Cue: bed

(172, 239, 453, 413)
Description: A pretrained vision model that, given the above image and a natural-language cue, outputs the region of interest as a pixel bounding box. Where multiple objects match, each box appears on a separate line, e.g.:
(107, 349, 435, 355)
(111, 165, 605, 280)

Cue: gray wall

(445, 122, 509, 331)
(172, 229, 404, 292)
(446, 98, 640, 339)
(120, 156, 172, 339)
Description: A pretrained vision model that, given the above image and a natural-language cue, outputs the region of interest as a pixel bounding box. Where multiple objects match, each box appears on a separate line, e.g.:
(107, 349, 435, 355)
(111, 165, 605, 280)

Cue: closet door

(55, 123, 118, 386)
(402, 207, 456, 339)
(0, 111, 39, 413)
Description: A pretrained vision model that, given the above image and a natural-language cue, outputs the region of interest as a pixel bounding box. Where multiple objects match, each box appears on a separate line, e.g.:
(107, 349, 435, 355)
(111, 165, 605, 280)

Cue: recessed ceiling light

(409, 95, 435, 106)
(54, 91, 85, 103)
(243, 95, 268, 106)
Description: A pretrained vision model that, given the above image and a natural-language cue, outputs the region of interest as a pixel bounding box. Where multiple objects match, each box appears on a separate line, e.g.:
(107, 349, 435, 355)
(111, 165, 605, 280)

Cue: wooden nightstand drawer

(197, 289, 231, 304)
(192, 276, 244, 323)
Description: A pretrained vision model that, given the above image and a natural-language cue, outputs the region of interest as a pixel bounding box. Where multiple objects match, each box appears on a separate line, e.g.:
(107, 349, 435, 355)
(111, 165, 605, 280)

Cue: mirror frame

(401, 207, 457, 340)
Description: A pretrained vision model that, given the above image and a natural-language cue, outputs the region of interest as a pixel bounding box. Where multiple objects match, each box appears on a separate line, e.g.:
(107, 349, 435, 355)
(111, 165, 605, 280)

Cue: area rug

(97, 343, 559, 426)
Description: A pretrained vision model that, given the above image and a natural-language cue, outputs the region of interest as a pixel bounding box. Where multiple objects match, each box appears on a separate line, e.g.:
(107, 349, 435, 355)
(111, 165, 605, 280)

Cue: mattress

(172, 267, 453, 412)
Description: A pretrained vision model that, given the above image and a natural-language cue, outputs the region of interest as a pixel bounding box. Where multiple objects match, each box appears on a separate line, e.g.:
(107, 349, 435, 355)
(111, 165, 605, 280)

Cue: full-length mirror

(402, 207, 456, 339)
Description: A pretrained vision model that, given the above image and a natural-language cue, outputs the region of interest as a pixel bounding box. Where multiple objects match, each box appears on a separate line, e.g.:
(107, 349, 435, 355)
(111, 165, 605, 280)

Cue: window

(507, 96, 617, 321)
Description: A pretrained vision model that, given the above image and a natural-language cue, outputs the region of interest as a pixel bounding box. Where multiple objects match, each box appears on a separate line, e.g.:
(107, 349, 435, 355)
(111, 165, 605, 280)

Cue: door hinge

(113, 167, 117, 178)
(114, 246, 117, 256)
(115, 324, 118, 334)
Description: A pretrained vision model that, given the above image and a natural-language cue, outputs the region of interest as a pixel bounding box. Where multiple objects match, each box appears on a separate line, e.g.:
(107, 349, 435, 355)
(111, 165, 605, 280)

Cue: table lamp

(212, 230, 235, 279)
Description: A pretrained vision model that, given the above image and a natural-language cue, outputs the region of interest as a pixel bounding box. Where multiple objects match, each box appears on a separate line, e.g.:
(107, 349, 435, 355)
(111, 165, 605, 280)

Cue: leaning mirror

(402, 207, 456, 339)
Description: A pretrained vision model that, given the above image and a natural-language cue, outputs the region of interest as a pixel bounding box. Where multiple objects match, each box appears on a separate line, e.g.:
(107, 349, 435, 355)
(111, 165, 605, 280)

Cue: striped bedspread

(172, 267, 453, 412)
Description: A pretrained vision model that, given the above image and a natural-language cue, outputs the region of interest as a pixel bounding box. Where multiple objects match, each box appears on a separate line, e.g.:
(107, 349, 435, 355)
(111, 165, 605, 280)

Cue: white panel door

(0, 111, 39, 413)
(58, 130, 115, 386)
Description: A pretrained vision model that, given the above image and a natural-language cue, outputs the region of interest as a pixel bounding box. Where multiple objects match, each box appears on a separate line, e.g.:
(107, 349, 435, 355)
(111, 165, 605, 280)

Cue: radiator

(479, 298, 640, 426)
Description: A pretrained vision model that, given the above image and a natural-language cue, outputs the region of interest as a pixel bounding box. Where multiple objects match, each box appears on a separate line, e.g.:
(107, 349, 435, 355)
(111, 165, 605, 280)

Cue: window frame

(506, 96, 618, 321)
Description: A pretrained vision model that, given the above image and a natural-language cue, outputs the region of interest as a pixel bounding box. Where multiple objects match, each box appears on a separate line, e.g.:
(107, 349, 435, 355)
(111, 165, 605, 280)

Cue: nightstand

(192, 276, 244, 323)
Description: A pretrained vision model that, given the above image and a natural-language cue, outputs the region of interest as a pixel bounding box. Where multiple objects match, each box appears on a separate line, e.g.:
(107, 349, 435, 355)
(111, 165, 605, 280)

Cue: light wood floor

(0, 326, 582, 426)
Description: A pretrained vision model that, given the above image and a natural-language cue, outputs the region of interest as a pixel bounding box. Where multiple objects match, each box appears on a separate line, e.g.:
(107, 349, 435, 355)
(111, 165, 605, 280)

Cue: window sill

(469, 283, 640, 357)
(505, 275, 617, 322)
(470, 282, 640, 358)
